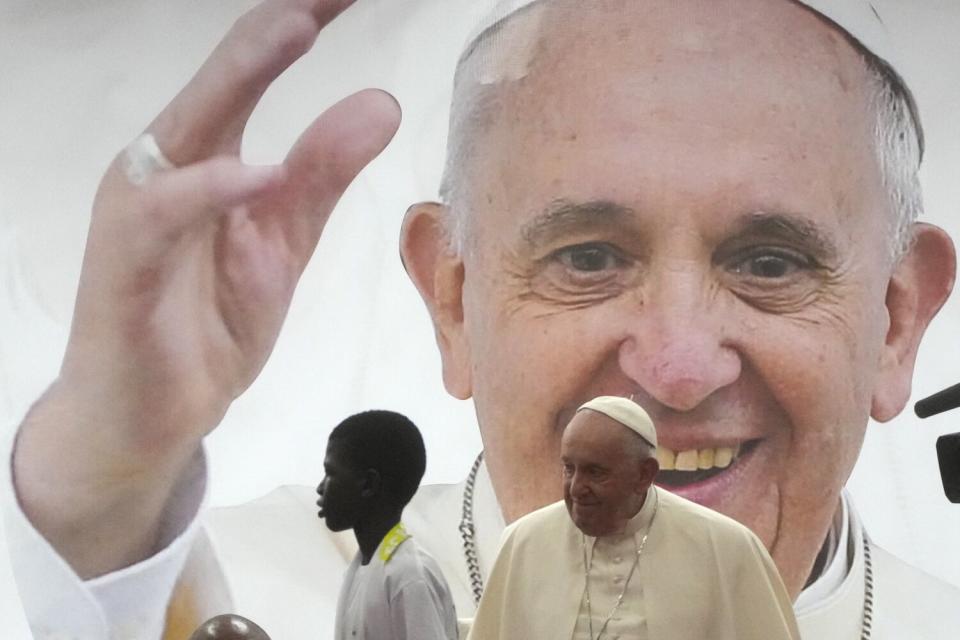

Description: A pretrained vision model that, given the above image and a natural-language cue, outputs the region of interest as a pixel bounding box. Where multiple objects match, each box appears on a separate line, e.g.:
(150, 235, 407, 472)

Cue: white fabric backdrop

(1, 0, 958, 625)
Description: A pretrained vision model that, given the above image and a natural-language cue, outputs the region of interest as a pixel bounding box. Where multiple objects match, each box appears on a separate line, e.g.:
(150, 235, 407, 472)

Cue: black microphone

(937, 433, 960, 504)
(188, 615, 271, 640)
(915, 383, 960, 503)
(914, 382, 960, 418)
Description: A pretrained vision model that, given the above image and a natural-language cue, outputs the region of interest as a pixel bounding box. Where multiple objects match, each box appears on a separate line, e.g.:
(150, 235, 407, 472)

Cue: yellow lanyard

(378, 522, 411, 563)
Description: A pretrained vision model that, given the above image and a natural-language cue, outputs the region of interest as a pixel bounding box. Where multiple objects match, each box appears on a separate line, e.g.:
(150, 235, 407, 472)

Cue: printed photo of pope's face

(403, 0, 954, 597)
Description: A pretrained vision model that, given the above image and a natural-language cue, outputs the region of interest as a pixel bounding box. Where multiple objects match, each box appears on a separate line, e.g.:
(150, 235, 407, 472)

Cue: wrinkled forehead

(452, 0, 920, 153)
(469, 6, 856, 154)
(450, 0, 887, 207)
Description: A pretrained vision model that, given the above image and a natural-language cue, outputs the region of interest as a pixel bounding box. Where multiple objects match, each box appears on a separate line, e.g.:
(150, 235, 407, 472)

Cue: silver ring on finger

(121, 133, 176, 186)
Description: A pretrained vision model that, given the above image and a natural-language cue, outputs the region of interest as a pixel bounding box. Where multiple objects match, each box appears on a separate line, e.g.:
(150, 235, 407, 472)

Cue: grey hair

(862, 53, 924, 263)
(438, 8, 924, 263)
(437, 18, 517, 256)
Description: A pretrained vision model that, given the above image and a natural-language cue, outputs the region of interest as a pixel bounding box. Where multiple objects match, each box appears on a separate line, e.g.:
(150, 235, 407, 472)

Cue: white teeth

(697, 448, 715, 469)
(658, 445, 741, 472)
(674, 450, 699, 471)
(714, 447, 734, 469)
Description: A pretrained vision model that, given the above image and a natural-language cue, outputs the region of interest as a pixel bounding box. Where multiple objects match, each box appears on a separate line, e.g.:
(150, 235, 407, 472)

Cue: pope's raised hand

(13, 0, 401, 578)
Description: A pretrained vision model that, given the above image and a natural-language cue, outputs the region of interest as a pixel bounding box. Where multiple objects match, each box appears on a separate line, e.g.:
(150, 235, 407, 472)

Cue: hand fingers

(147, 0, 357, 166)
(145, 157, 287, 236)
(264, 88, 402, 265)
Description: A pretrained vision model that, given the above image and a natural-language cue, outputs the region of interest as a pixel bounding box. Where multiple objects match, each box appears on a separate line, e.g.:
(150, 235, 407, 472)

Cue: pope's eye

(730, 251, 809, 279)
(530, 241, 635, 304)
(554, 243, 622, 272)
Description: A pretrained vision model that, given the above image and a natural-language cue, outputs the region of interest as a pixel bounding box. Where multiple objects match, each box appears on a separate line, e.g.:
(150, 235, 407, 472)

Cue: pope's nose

(617, 284, 741, 412)
(569, 473, 591, 499)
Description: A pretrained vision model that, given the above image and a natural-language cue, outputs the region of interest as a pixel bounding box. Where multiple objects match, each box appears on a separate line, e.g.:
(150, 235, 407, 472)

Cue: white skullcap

(462, 0, 922, 157)
(577, 396, 657, 449)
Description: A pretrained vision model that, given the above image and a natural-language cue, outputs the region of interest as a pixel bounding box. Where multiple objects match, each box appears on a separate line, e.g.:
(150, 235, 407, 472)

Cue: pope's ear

(872, 223, 956, 422)
(640, 456, 659, 486)
(400, 202, 472, 399)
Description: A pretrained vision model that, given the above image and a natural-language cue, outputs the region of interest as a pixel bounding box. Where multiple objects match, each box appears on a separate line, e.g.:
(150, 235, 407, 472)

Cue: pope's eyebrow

(722, 212, 840, 261)
(520, 199, 636, 249)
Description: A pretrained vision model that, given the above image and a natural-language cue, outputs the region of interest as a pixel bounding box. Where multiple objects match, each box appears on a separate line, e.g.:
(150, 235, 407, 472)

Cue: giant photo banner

(1, 1, 958, 638)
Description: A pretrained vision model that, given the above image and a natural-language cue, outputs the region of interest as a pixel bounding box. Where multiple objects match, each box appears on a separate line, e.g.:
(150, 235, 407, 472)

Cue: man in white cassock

(467, 396, 799, 640)
(4, 0, 960, 639)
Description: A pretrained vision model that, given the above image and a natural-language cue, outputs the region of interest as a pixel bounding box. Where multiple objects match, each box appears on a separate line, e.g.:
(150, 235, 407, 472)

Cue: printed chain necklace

(861, 531, 874, 640)
(458, 452, 486, 606)
(459, 451, 875, 639)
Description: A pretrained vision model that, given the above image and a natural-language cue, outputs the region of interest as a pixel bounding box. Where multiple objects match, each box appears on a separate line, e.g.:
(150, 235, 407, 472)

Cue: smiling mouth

(655, 439, 759, 487)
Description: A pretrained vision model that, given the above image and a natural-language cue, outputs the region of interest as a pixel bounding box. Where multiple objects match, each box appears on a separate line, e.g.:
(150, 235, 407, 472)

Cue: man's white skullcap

(463, 0, 922, 157)
(577, 396, 657, 449)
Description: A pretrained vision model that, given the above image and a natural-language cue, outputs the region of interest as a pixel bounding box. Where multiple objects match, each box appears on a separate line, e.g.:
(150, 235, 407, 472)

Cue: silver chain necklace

(581, 497, 657, 640)
(459, 451, 876, 639)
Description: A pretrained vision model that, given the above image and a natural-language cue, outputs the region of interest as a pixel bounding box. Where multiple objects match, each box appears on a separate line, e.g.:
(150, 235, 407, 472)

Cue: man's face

(446, 0, 902, 596)
(561, 410, 655, 536)
(316, 440, 366, 532)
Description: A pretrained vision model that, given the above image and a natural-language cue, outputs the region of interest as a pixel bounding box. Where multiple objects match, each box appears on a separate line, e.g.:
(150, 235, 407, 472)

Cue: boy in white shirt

(317, 410, 459, 640)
